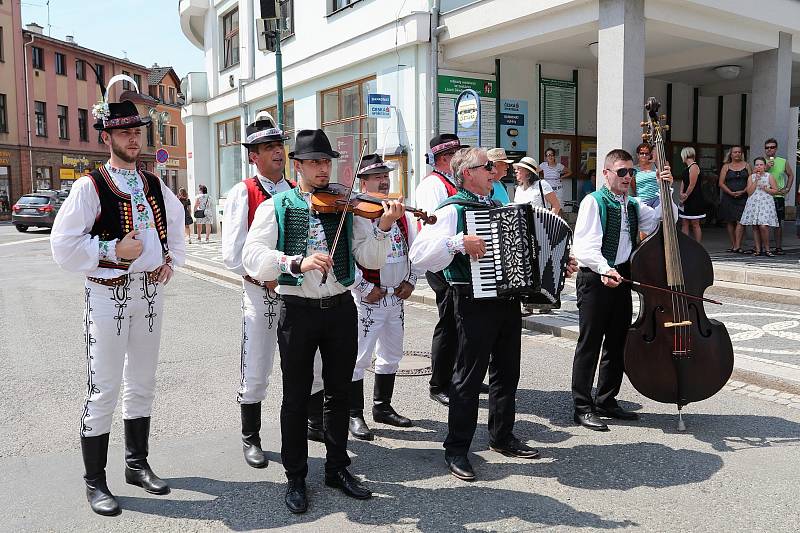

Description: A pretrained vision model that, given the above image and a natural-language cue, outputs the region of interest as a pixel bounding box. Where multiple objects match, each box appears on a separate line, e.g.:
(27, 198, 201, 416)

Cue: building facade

(148, 65, 189, 193)
(179, 0, 800, 221)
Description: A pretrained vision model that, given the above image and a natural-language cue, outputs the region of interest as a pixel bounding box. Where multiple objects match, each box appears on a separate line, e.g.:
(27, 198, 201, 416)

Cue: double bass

(623, 97, 734, 430)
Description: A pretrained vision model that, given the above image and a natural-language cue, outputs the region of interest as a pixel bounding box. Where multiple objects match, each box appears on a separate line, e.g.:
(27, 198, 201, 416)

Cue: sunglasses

(605, 167, 638, 178)
(468, 161, 495, 172)
(638, 151, 651, 156)
(765, 145, 777, 150)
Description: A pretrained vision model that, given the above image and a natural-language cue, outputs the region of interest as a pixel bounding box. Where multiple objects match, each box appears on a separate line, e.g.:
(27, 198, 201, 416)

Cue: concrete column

(595, 0, 645, 189)
(749, 32, 793, 161)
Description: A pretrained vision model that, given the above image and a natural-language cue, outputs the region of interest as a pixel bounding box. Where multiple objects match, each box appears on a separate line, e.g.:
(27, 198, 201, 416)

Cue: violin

(311, 182, 437, 225)
(623, 97, 734, 430)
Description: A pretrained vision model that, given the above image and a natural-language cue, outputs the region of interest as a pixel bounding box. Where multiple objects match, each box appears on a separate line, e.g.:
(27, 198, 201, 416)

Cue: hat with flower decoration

(92, 71, 152, 131)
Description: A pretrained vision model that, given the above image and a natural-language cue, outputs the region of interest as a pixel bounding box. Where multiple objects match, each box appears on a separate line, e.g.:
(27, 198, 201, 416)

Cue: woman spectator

(740, 157, 779, 256)
(177, 187, 193, 244)
(678, 147, 706, 242)
(632, 142, 660, 207)
(513, 157, 561, 215)
(717, 145, 750, 253)
(539, 148, 573, 204)
(193, 184, 214, 243)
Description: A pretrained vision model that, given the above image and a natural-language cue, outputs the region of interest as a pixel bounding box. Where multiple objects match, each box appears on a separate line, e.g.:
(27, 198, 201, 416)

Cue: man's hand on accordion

(564, 256, 579, 278)
(463, 235, 487, 260)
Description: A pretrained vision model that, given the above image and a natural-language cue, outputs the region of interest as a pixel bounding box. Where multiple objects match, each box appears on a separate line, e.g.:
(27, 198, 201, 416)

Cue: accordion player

(465, 204, 572, 305)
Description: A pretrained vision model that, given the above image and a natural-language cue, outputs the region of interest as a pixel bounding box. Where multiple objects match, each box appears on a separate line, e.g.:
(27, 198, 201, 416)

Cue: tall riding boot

(372, 373, 413, 427)
(81, 433, 121, 516)
(240, 403, 268, 468)
(124, 417, 170, 494)
(307, 390, 325, 443)
(348, 379, 374, 441)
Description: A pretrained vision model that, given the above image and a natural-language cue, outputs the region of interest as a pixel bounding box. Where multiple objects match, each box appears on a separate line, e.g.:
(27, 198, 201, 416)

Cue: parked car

(11, 191, 63, 232)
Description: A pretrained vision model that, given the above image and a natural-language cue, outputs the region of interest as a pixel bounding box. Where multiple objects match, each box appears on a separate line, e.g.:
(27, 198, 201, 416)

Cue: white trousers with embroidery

(238, 280, 323, 404)
(81, 273, 164, 437)
(352, 294, 405, 381)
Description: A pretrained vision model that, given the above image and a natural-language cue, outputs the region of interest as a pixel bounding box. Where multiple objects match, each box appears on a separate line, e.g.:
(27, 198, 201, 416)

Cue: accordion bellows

(465, 204, 572, 304)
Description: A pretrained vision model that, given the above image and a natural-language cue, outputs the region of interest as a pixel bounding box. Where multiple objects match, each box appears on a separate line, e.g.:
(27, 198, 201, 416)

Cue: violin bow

(599, 274, 722, 305)
(320, 139, 370, 286)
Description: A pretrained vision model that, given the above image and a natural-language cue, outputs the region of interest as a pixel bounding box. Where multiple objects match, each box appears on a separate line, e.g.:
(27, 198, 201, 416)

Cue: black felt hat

(242, 113, 288, 147)
(289, 129, 340, 160)
(357, 154, 394, 176)
(93, 100, 151, 131)
(429, 133, 463, 155)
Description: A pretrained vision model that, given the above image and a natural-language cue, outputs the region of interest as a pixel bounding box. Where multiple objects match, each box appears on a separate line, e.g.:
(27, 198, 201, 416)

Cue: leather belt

(282, 293, 350, 309)
(243, 275, 270, 288)
(87, 271, 159, 287)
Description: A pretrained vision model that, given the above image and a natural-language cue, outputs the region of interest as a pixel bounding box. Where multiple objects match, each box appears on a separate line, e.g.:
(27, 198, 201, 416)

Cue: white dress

(514, 180, 554, 209)
(739, 173, 779, 227)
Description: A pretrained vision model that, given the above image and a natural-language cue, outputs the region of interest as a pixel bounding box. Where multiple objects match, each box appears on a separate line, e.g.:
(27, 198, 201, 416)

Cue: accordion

(464, 204, 572, 304)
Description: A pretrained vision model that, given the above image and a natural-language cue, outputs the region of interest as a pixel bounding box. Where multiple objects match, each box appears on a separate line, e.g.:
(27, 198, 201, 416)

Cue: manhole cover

(366, 350, 431, 376)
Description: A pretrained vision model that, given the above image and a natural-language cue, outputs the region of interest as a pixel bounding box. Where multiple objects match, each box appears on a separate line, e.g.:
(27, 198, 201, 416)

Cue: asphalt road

(1, 230, 800, 532)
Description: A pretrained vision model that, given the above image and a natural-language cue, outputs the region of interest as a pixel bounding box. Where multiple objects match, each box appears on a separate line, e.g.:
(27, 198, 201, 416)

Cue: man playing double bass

(571, 148, 675, 431)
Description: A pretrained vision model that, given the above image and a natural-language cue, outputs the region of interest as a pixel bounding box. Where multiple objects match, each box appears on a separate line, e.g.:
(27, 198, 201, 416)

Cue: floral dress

(739, 173, 778, 227)
(194, 193, 214, 225)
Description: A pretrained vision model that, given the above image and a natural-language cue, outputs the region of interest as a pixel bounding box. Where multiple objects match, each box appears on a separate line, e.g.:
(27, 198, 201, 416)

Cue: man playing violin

(410, 147, 577, 482)
(242, 129, 404, 514)
(347, 154, 424, 441)
(571, 148, 675, 431)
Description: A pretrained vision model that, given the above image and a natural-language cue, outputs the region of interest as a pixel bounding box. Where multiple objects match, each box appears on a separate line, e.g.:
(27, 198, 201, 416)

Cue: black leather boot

(124, 417, 170, 494)
(240, 403, 268, 468)
(348, 380, 374, 441)
(81, 433, 121, 516)
(372, 373, 412, 427)
(307, 390, 325, 443)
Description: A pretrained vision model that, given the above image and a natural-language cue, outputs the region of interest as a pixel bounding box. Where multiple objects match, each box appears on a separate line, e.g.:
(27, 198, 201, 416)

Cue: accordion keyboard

(464, 210, 501, 298)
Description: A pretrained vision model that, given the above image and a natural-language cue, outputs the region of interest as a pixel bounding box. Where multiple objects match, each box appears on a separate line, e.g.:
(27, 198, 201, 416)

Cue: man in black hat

(347, 154, 421, 441)
(51, 75, 186, 516)
(242, 129, 404, 513)
(414, 133, 463, 407)
(221, 113, 325, 470)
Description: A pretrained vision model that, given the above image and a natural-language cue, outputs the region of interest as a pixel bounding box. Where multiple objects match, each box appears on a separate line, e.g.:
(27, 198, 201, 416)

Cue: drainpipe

(430, 0, 444, 137)
(23, 33, 35, 193)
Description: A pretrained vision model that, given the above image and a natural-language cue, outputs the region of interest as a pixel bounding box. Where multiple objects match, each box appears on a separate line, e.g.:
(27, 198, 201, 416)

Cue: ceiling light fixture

(714, 65, 741, 80)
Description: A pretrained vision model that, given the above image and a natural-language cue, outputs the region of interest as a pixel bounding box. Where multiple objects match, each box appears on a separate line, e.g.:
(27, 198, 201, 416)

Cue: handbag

(193, 197, 208, 220)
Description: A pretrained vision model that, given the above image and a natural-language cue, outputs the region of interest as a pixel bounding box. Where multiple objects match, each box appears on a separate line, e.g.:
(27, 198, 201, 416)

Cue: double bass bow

(623, 97, 734, 431)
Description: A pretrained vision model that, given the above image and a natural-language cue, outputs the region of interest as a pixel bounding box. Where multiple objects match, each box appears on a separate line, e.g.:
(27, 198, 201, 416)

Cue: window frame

(32, 46, 44, 70)
(279, 0, 295, 40)
(0, 93, 7, 133)
(327, 0, 363, 16)
(57, 105, 69, 140)
(168, 86, 176, 105)
(0, 26, 5, 62)
(75, 59, 86, 80)
(169, 125, 178, 146)
(95, 63, 104, 86)
(34, 101, 47, 137)
(221, 8, 240, 70)
(78, 108, 88, 142)
(216, 117, 242, 198)
(55, 52, 66, 75)
(122, 70, 131, 90)
(35, 166, 52, 190)
(132, 73, 142, 91)
(146, 123, 155, 147)
(158, 85, 165, 103)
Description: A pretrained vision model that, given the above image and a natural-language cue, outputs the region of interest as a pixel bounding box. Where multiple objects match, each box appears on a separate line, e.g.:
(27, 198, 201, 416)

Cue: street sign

(367, 93, 391, 119)
(156, 163, 167, 171)
(156, 148, 169, 164)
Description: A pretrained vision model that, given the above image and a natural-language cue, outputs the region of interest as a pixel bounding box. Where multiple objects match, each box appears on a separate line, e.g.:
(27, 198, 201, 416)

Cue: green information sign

(438, 75, 497, 98)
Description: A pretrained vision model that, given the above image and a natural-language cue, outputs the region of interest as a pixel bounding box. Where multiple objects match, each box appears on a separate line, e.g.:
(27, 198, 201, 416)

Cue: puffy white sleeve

(242, 199, 285, 281)
(571, 195, 611, 275)
(50, 176, 104, 273)
(352, 216, 391, 270)
(638, 196, 678, 234)
(221, 182, 249, 276)
(161, 179, 186, 267)
(415, 177, 448, 216)
(408, 205, 460, 273)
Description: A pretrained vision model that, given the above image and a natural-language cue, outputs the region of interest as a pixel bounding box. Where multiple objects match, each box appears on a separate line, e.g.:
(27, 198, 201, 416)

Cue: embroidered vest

(438, 189, 495, 287)
(88, 168, 169, 270)
(590, 187, 640, 267)
(358, 215, 409, 286)
(272, 188, 355, 286)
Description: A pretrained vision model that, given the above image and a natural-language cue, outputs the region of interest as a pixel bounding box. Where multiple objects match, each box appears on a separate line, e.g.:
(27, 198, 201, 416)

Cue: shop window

(35, 101, 47, 137)
(320, 77, 377, 185)
(35, 167, 51, 190)
(217, 117, 242, 197)
(32, 46, 44, 69)
(78, 108, 88, 141)
(55, 52, 66, 75)
(222, 8, 239, 69)
(0, 93, 7, 133)
(0, 167, 11, 216)
(57, 105, 69, 139)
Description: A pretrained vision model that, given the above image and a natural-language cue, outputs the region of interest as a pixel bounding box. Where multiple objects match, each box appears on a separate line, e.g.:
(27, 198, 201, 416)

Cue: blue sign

(155, 148, 170, 164)
(367, 93, 391, 119)
(500, 99, 528, 155)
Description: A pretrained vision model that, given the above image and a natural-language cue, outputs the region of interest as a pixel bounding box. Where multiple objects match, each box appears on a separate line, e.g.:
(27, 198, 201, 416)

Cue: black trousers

(571, 266, 632, 413)
(427, 270, 458, 394)
(444, 290, 521, 457)
(278, 297, 357, 479)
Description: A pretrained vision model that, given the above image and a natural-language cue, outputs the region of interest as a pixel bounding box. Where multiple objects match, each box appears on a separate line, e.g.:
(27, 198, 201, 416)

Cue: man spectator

(486, 148, 512, 204)
(764, 138, 795, 254)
